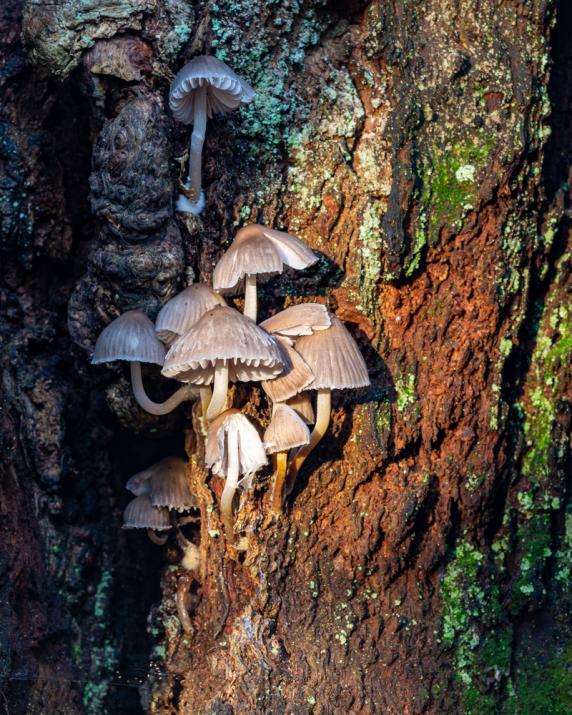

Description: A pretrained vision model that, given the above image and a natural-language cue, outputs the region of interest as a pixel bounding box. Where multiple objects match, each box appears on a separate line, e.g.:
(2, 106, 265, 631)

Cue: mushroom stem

(220, 425, 239, 543)
(147, 529, 169, 546)
(130, 362, 195, 416)
(176, 573, 194, 634)
(188, 84, 208, 197)
(285, 389, 331, 496)
(244, 274, 257, 322)
(270, 452, 288, 515)
(205, 361, 229, 422)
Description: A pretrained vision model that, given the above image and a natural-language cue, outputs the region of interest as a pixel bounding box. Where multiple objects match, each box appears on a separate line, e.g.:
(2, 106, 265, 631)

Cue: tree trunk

(2, 0, 571, 713)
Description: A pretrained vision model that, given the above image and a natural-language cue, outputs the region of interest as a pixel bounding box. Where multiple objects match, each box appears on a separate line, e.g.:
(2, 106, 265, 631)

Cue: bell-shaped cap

(261, 339, 314, 403)
(92, 310, 165, 366)
(213, 224, 319, 294)
(122, 495, 171, 530)
(286, 393, 315, 424)
(155, 284, 226, 345)
(205, 409, 266, 479)
(126, 457, 196, 512)
(162, 305, 285, 384)
(264, 404, 310, 454)
(295, 316, 370, 390)
(169, 55, 255, 123)
(260, 303, 331, 345)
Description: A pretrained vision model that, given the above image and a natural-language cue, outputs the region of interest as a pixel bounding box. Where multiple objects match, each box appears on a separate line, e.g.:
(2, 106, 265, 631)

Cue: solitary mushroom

(287, 316, 370, 488)
(213, 225, 319, 322)
(169, 55, 255, 215)
(260, 303, 331, 344)
(205, 409, 266, 542)
(263, 404, 310, 514)
(162, 305, 285, 421)
(92, 310, 196, 416)
(126, 456, 196, 512)
(155, 284, 226, 345)
(122, 494, 171, 545)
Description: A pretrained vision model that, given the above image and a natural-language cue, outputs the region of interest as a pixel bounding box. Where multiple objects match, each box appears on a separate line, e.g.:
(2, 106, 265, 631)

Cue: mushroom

(286, 392, 315, 425)
(126, 456, 196, 512)
(213, 225, 319, 322)
(205, 409, 266, 542)
(263, 404, 310, 514)
(155, 284, 226, 346)
(122, 494, 171, 545)
(169, 55, 255, 215)
(287, 316, 370, 488)
(259, 303, 331, 344)
(92, 310, 197, 416)
(260, 338, 314, 404)
(161, 305, 285, 422)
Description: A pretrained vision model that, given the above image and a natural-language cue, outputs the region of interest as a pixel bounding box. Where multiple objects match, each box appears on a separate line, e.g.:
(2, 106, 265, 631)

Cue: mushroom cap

(126, 457, 196, 512)
(260, 303, 331, 345)
(92, 310, 166, 366)
(155, 284, 226, 345)
(261, 338, 314, 403)
(161, 305, 285, 385)
(264, 404, 310, 454)
(122, 495, 171, 530)
(286, 393, 315, 424)
(213, 224, 319, 294)
(169, 55, 255, 123)
(205, 409, 267, 479)
(295, 316, 370, 390)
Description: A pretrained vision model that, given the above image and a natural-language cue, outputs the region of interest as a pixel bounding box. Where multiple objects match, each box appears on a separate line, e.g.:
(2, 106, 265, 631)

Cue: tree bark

(1, 0, 571, 713)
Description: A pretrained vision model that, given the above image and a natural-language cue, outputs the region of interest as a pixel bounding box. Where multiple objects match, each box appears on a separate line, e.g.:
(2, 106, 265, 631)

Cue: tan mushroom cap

(264, 404, 310, 454)
(122, 495, 171, 530)
(127, 457, 196, 512)
(286, 392, 315, 424)
(213, 224, 319, 293)
(162, 305, 285, 384)
(295, 316, 370, 390)
(261, 338, 314, 403)
(260, 303, 331, 344)
(205, 409, 267, 479)
(155, 284, 226, 345)
(169, 55, 255, 123)
(92, 310, 165, 366)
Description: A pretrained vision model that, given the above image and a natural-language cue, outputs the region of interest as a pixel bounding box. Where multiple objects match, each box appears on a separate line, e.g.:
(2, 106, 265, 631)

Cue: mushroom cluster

(93, 221, 370, 544)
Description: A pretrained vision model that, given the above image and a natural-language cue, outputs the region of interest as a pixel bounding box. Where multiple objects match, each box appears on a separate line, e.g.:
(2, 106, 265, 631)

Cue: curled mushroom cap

(169, 55, 255, 123)
(126, 457, 196, 512)
(92, 310, 165, 366)
(155, 284, 226, 345)
(264, 405, 310, 454)
(260, 303, 331, 345)
(213, 224, 319, 294)
(205, 409, 267, 479)
(286, 392, 315, 424)
(162, 305, 284, 384)
(295, 316, 370, 390)
(122, 495, 171, 530)
(261, 338, 314, 403)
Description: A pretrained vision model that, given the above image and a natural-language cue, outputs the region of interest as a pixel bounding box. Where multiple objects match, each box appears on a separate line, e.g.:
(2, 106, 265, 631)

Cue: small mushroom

(259, 303, 331, 344)
(126, 457, 196, 512)
(261, 338, 314, 403)
(92, 310, 197, 416)
(286, 392, 315, 425)
(122, 494, 171, 545)
(162, 305, 285, 421)
(155, 284, 226, 346)
(287, 316, 370, 489)
(205, 409, 266, 542)
(213, 225, 319, 322)
(263, 404, 310, 514)
(169, 56, 255, 214)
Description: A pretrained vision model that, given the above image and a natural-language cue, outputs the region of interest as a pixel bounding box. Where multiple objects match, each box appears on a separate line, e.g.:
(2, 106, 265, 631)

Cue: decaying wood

(1, 0, 571, 713)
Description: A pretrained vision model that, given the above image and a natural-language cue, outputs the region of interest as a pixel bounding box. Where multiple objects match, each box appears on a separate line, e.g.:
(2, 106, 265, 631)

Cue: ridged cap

(295, 316, 370, 390)
(205, 409, 267, 479)
(155, 284, 226, 345)
(162, 305, 285, 384)
(122, 495, 171, 530)
(169, 55, 255, 123)
(92, 310, 166, 366)
(126, 457, 196, 512)
(286, 393, 315, 424)
(260, 303, 331, 345)
(264, 404, 310, 453)
(261, 339, 314, 402)
(213, 224, 319, 293)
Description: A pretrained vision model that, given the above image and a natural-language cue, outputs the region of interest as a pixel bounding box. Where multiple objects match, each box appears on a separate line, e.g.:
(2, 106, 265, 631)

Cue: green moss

(504, 646, 572, 715)
(395, 372, 417, 412)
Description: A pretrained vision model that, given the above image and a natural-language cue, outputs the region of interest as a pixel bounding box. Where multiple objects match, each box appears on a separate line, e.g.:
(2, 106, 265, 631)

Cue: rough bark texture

(1, 0, 571, 713)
